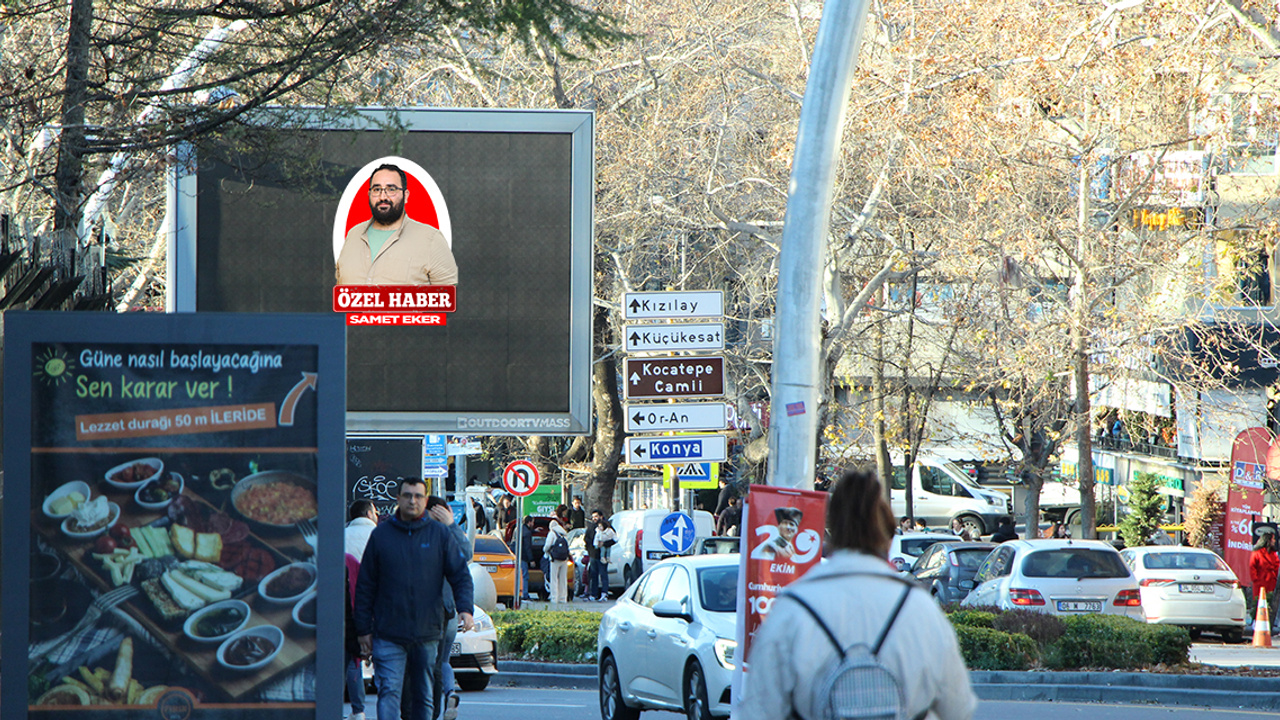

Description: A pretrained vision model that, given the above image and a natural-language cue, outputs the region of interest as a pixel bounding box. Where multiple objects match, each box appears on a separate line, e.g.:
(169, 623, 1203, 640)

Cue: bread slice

(193, 532, 222, 563)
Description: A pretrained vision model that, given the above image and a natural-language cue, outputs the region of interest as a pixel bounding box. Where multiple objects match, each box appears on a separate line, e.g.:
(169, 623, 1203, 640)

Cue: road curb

(493, 663, 1280, 709)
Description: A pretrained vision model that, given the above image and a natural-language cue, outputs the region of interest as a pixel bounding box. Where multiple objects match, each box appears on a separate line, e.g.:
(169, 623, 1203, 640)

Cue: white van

(891, 455, 1010, 537)
(605, 508, 715, 592)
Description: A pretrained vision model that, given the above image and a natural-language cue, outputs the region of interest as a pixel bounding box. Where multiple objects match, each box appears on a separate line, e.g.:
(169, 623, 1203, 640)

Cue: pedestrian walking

(593, 516, 617, 601)
(544, 504, 571, 603)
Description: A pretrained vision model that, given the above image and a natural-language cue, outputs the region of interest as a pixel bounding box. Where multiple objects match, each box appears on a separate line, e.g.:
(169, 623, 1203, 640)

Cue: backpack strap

(780, 572, 917, 657)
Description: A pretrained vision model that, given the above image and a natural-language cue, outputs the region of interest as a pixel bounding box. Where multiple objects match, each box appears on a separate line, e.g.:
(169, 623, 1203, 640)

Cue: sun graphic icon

(34, 347, 76, 386)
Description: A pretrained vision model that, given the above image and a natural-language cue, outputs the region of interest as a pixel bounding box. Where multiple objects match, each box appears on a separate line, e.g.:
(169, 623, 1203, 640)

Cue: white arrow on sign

(662, 514, 690, 550)
(625, 402, 728, 433)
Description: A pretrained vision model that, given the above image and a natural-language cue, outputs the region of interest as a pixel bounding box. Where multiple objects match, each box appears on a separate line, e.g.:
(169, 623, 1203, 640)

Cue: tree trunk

(873, 304, 892, 503)
(1074, 159, 1097, 540)
(583, 305, 624, 515)
(53, 0, 94, 283)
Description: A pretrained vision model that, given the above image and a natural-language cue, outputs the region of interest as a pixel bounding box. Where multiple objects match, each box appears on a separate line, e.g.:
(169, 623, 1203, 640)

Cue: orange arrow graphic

(278, 372, 318, 426)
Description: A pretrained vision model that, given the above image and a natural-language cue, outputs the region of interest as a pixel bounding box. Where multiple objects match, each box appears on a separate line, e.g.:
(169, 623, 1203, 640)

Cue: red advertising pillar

(1226, 428, 1271, 585)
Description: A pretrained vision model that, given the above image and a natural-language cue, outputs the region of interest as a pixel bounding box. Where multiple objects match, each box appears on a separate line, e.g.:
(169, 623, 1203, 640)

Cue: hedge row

(949, 608, 1190, 670)
(491, 610, 600, 663)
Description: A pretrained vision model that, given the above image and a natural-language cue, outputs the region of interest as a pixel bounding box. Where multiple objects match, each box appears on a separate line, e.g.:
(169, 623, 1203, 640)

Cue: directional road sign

(624, 357, 724, 400)
(626, 434, 727, 464)
(625, 401, 729, 433)
(659, 512, 696, 554)
(503, 459, 540, 497)
(623, 291, 724, 320)
(625, 322, 724, 353)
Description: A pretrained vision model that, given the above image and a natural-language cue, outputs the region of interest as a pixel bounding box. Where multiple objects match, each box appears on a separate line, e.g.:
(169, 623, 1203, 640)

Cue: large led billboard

(170, 109, 594, 434)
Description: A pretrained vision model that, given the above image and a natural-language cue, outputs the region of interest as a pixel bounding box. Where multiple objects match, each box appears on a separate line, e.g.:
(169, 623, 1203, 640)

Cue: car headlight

(987, 495, 1003, 507)
(713, 637, 737, 670)
(465, 612, 494, 632)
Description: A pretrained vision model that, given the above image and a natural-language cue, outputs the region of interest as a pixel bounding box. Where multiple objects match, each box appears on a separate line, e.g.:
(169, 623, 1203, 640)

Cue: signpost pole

(672, 471, 681, 512)
(515, 495, 524, 610)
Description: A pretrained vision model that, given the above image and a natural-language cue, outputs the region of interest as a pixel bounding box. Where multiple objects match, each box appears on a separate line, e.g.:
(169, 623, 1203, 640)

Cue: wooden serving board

(33, 485, 316, 701)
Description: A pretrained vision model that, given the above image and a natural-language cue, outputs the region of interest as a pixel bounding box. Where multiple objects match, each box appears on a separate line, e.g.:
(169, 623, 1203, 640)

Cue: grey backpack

(783, 574, 920, 720)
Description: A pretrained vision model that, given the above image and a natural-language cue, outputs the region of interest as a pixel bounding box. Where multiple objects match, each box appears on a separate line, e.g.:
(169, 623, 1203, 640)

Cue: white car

(889, 532, 963, 571)
(363, 604, 499, 692)
(1119, 546, 1247, 642)
(598, 555, 738, 720)
(961, 539, 1144, 620)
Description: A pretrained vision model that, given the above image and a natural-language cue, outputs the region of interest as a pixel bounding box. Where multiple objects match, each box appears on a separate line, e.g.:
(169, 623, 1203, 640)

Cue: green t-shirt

(367, 228, 395, 259)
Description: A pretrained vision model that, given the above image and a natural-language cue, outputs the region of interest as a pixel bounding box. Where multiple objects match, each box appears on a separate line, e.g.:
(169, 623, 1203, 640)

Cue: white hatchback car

(961, 539, 1144, 620)
(1119, 546, 1247, 642)
(598, 554, 738, 720)
(889, 532, 963, 571)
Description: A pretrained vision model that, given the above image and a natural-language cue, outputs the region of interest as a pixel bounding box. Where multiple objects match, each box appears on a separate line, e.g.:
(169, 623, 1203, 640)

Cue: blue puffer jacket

(353, 512, 474, 644)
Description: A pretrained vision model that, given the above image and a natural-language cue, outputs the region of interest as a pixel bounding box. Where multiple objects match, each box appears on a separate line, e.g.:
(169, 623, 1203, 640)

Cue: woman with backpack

(737, 468, 976, 720)
(544, 504, 571, 603)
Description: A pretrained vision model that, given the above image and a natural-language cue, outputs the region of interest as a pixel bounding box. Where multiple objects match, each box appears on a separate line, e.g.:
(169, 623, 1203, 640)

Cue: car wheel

(684, 660, 713, 720)
(1225, 628, 1244, 644)
(957, 515, 984, 538)
(1065, 510, 1081, 526)
(457, 673, 491, 691)
(600, 654, 640, 720)
(1188, 628, 1202, 641)
(624, 566, 634, 589)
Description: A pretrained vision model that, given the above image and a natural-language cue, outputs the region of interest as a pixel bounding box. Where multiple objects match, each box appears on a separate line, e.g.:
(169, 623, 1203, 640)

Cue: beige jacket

(336, 217, 458, 286)
(736, 550, 976, 720)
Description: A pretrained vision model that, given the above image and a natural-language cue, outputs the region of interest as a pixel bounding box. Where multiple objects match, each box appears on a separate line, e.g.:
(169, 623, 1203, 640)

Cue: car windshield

(1021, 548, 1129, 579)
(698, 566, 739, 612)
(900, 538, 945, 557)
(953, 548, 991, 569)
(474, 536, 509, 554)
(1142, 552, 1229, 572)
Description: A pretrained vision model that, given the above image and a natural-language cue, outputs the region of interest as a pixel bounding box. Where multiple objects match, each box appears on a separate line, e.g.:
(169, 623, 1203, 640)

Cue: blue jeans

(433, 617, 458, 718)
(373, 636, 438, 720)
(593, 555, 609, 597)
(521, 560, 531, 599)
(345, 652, 365, 713)
(588, 557, 603, 597)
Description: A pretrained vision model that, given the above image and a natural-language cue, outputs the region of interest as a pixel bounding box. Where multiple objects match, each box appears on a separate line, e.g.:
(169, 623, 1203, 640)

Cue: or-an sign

(659, 512, 696, 554)
(625, 322, 724, 353)
(627, 434, 727, 464)
(503, 459, 541, 496)
(626, 401, 728, 432)
(624, 358, 724, 400)
(624, 291, 724, 320)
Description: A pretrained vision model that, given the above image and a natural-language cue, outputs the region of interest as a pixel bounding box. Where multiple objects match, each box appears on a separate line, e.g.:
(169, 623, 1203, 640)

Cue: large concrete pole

(766, 0, 872, 489)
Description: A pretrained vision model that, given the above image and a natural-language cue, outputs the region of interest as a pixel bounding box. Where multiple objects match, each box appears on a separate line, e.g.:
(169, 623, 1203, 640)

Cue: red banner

(738, 485, 827, 672)
(333, 285, 456, 313)
(1226, 428, 1270, 585)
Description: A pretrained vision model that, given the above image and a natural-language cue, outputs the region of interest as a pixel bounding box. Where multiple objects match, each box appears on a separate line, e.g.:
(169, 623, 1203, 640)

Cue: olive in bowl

(135, 472, 184, 511)
(216, 625, 284, 672)
(183, 599, 251, 643)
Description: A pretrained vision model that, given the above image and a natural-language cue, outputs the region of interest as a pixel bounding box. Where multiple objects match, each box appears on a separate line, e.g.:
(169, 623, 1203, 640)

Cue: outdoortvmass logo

(457, 417, 572, 429)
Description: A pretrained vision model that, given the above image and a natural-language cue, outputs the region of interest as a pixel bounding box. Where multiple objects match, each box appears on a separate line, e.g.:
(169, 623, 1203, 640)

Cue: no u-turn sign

(503, 459, 540, 496)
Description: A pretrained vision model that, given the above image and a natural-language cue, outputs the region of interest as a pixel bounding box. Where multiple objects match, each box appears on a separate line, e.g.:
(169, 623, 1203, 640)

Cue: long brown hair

(827, 467, 894, 557)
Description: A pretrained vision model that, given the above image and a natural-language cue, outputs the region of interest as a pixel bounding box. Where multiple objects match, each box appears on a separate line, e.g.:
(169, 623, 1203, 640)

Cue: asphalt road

(346, 687, 1280, 720)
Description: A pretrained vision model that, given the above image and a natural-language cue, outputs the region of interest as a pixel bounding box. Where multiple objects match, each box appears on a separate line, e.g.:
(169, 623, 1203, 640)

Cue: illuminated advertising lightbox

(170, 108, 594, 434)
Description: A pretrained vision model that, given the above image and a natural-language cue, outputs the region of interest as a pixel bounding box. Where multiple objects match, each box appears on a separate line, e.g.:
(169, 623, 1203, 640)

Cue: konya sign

(624, 357, 724, 400)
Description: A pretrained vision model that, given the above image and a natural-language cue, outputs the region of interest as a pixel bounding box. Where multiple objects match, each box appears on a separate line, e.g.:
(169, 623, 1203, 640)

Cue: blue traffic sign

(659, 512, 695, 554)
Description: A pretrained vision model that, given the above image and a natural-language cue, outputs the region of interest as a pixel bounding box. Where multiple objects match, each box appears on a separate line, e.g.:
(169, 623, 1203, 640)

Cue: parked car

(471, 533, 517, 606)
(606, 509, 716, 593)
(961, 539, 1144, 620)
(598, 554, 738, 720)
(1119, 546, 1247, 642)
(908, 541, 997, 603)
(364, 603, 499, 692)
(891, 455, 1010, 537)
(889, 532, 963, 571)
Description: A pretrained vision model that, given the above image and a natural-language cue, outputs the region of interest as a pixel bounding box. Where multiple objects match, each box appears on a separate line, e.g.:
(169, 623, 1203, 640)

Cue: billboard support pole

(766, 0, 872, 490)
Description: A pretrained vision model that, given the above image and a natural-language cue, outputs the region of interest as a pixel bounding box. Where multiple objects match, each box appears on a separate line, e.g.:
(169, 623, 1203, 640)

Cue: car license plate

(486, 565, 497, 573)
(451, 642, 461, 657)
(1057, 600, 1102, 612)
(1179, 583, 1214, 594)
(647, 551, 665, 559)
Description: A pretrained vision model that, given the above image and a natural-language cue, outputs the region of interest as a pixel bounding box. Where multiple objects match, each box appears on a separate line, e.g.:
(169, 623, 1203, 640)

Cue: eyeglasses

(369, 185, 404, 197)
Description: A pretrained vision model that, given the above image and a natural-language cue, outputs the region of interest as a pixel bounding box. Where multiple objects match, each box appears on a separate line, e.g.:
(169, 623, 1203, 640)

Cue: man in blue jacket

(356, 477, 474, 720)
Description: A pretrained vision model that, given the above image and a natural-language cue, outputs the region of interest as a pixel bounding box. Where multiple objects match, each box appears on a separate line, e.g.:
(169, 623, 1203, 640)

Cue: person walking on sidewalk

(1249, 529, 1279, 628)
(355, 478, 475, 720)
(583, 509, 603, 600)
(544, 504, 571, 603)
(593, 516, 617, 601)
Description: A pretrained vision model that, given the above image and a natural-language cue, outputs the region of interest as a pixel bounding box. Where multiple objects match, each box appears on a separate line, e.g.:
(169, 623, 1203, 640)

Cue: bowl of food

(258, 562, 316, 605)
(135, 472, 184, 511)
(216, 624, 284, 672)
(104, 458, 163, 491)
(60, 498, 120, 540)
(230, 471, 317, 530)
(35, 684, 91, 705)
(42, 481, 91, 520)
(291, 592, 317, 630)
(184, 599, 252, 643)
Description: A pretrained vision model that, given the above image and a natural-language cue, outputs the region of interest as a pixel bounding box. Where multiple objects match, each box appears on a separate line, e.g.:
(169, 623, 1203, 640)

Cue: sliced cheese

(193, 532, 222, 563)
(170, 524, 195, 559)
(160, 570, 206, 611)
(169, 568, 232, 604)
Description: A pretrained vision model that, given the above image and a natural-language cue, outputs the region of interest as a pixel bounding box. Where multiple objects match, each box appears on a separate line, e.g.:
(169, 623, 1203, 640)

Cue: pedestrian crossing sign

(663, 462, 719, 489)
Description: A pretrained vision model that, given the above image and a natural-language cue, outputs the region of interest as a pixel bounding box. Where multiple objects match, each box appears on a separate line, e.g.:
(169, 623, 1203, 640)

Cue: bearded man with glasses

(337, 163, 458, 286)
